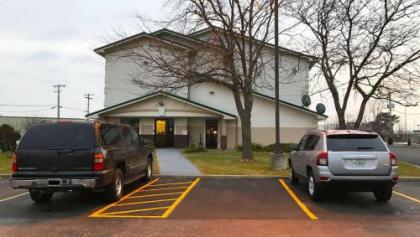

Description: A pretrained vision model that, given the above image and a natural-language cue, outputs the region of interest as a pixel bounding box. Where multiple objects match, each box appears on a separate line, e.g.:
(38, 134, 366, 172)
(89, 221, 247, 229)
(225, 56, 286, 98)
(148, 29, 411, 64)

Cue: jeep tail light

(389, 152, 397, 166)
(93, 149, 105, 171)
(11, 152, 17, 173)
(316, 152, 328, 166)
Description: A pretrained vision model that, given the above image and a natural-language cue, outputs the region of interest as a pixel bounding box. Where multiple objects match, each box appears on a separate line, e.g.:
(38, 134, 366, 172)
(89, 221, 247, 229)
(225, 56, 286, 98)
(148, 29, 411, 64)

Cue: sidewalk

(155, 148, 201, 176)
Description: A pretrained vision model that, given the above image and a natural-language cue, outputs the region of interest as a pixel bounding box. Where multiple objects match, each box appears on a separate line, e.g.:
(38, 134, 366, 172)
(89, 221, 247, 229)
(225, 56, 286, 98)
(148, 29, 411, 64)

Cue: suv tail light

(11, 152, 17, 173)
(316, 152, 328, 166)
(93, 149, 105, 171)
(389, 152, 397, 166)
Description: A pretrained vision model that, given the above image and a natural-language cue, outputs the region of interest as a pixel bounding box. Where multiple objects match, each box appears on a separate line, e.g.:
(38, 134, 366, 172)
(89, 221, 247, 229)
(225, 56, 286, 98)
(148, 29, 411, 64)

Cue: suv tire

(308, 171, 323, 201)
(142, 158, 153, 181)
(29, 190, 53, 203)
(374, 187, 393, 202)
(290, 165, 299, 185)
(104, 168, 124, 202)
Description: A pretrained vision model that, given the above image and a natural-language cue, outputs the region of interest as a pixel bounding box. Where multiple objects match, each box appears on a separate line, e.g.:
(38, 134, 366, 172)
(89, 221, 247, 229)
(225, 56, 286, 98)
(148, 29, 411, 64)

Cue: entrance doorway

(206, 119, 218, 149)
(154, 118, 174, 147)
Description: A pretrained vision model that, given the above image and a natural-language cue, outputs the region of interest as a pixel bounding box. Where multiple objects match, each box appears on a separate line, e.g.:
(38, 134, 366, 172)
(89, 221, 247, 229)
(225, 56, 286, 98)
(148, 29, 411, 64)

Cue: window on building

(120, 118, 140, 134)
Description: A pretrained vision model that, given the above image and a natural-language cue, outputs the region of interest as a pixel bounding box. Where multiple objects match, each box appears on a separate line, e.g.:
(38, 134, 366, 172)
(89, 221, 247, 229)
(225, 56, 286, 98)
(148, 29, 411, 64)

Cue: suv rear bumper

(10, 170, 114, 190)
(10, 178, 97, 189)
(316, 166, 398, 191)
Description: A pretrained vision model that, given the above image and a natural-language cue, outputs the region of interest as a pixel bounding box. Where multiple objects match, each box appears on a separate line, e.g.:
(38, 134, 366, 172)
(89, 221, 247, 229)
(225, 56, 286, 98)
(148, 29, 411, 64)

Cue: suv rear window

(326, 134, 387, 151)
(19, 123, 95, 149)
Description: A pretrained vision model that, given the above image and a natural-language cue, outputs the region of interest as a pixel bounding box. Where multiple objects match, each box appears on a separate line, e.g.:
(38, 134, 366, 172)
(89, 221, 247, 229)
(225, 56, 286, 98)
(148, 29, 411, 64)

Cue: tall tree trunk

(337, 110, 347, 129)
(231, 88, 254, 161)
(239, 111, 253, 160)
(353, 98, 369, 129)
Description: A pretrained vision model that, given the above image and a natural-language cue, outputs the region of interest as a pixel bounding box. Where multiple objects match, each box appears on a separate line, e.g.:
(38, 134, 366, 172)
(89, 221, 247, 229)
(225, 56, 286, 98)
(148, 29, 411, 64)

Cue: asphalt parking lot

(0, 176, 420, 236)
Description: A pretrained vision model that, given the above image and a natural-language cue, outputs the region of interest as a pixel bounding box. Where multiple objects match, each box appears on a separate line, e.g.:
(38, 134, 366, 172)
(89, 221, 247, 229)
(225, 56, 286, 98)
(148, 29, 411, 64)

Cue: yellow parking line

(128, 192, 183, 199)
(161, 178, 200, 218)
(89, 178, 159, 218)
(94, 214, 165, 219)
(103, 206, 170, 216)
(143, 186, 190, 192)
(393, 191, 420, 204)
(149, 181, 193, 187)
(0, 192, 28, 203)
(278, 179, 318, 221)
(114, 198, 178, 206)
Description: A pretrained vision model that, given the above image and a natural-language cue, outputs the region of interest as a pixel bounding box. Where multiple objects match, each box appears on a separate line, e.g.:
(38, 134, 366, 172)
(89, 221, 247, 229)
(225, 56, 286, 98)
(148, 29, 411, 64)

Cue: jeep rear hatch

(326, 134, 391, 176)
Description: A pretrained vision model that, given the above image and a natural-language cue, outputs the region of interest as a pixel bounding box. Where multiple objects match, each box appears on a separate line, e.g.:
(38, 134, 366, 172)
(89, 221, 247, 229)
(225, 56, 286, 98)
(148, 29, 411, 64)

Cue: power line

(53, 84, 66, 120)
(0, 104, 54, 107)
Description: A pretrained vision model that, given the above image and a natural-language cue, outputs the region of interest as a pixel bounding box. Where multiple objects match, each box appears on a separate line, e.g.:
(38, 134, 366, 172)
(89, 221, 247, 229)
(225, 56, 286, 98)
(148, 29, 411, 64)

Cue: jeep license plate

(352, 160, 368, 168)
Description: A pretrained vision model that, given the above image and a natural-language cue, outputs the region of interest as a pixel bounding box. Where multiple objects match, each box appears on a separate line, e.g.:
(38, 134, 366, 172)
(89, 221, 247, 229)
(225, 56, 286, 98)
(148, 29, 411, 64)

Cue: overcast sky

(0, 0, 419, 130)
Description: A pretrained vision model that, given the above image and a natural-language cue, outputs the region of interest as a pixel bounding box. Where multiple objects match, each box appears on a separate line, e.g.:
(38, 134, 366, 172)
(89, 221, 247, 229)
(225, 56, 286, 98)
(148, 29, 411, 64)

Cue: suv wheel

(29, 190, 53, 203)
(143, 158, 152, 181)
(308, 172, 322, 201)
(374, 187, 393, 202)
(104, 168, 124, 202)
(290, 165, 299, 185)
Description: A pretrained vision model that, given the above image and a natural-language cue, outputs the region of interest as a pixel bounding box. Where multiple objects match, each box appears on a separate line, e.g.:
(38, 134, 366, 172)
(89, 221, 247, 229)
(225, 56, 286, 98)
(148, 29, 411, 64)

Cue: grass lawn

(0, 152, 12, 174)
(184, 150, 289, 176)
(398, 161, 420, 177)
(184, 150, 420, 177)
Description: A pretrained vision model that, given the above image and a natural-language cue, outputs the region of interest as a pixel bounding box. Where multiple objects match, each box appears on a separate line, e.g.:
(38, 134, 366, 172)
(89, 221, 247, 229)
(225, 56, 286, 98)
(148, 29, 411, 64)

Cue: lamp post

(271, 0, 288, 170)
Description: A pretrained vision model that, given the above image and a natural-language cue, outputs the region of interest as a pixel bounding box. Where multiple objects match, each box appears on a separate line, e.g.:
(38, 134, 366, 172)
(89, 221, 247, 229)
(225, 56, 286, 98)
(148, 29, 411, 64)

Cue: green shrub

(236, 143, 266, 152)
(237, 143, 295, 153)
(184, 144, 207, 153)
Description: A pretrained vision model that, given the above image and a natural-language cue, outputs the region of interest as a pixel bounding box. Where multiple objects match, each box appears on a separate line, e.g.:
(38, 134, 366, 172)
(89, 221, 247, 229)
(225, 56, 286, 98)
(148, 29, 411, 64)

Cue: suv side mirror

(290, 144, 298, 151)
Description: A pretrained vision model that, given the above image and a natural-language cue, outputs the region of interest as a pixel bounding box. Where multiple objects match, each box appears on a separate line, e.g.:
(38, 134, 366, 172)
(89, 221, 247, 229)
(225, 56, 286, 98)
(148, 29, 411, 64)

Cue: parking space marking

(161, 178, 200, 218)
(142, 186, 190, 192)
(128, 192, 183, 199)
(114, 198, 178, 206)
(90, 178, 200, 219)
(89, 178, 159, 218)
(102, 206, 171, 216)
(0, 192, 28, 203)
(149, 181, 193, 187)
(393, 191, 420, 204)
(278, 179, 318, 221)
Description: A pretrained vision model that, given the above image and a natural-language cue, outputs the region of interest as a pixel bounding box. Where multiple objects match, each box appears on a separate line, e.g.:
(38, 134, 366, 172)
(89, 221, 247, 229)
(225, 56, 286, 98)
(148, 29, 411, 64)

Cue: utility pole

(53, 84, 65, 120)
(271, 0, 287, 170)
(84, 93, 94, 116)
(274, 0, 280, 153)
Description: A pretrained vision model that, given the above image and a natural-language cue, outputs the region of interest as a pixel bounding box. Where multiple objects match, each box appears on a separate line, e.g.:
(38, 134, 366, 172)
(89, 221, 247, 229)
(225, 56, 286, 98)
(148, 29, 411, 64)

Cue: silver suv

(289, 130, 398, 202)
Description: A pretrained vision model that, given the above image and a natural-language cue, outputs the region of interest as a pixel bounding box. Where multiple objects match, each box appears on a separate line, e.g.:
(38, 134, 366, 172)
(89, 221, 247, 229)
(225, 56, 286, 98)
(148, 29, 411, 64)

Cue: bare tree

(288, 0, 420, 129)
(111, 0, 295, 160)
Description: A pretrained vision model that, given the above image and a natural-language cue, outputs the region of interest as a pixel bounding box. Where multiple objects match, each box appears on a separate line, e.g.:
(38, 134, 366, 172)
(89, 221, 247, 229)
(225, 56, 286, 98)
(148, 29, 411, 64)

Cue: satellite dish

(301, 94, 311, 107)
(316, 103, 326, 115)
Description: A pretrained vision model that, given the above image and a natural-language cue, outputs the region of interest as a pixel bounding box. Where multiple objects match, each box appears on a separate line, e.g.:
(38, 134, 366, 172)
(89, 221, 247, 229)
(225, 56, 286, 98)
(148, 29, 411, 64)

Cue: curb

(0, 174, 10, 178)
(157, 174, 288, 179)
(157, 174, 420, 180)
(399, 177, 420, 181)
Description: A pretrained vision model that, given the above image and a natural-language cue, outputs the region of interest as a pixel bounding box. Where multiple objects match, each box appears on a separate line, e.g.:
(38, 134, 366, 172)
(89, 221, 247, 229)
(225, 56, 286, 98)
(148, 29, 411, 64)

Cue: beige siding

(188, 118, 205, 145)
(175, 118, 188, 135)
(141, 118, 154, 135)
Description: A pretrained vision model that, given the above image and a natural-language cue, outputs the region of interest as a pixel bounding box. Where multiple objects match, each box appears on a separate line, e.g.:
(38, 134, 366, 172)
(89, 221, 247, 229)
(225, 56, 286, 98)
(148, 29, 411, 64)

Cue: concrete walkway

(155, 148, 201, 176)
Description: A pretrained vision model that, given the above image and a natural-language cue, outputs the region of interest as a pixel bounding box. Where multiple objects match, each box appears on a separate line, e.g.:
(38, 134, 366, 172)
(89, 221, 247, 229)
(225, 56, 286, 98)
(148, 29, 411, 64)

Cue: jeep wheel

(374, 187, 393, 202)
(289, 166, 299, 185)
(29, 190, 53, 203)
(143, 158, 152, 181)
(308, 172, 323, 201)
(104, 168, 124, 202)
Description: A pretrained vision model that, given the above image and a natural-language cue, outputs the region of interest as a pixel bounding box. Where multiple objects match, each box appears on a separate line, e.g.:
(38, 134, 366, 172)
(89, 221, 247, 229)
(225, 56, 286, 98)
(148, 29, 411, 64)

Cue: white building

(88, 28, 327, 149)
